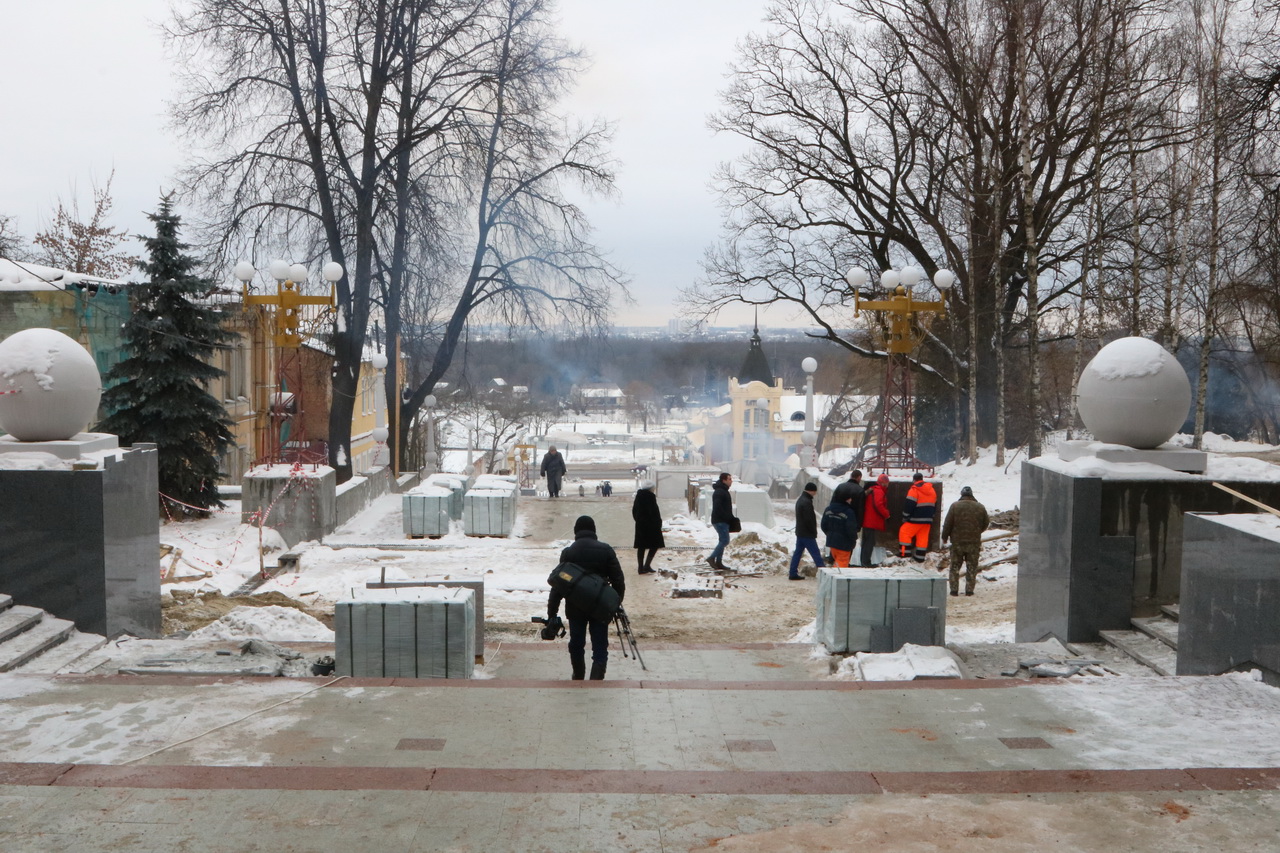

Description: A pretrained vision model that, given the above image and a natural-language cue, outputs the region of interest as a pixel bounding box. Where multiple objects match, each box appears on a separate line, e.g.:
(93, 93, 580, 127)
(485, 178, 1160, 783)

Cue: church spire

(738, 313, 774, 386)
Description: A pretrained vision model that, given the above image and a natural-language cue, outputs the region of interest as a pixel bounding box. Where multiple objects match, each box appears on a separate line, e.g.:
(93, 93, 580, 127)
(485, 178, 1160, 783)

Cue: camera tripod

(612, 608, 647, 671)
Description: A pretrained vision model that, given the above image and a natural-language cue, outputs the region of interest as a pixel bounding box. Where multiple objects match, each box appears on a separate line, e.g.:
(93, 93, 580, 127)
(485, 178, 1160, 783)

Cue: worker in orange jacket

(898, 472, 936, 562)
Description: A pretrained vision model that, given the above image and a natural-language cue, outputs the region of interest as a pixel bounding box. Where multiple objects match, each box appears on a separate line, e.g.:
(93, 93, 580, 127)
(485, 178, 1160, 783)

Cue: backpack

(547, 561, 621, 623)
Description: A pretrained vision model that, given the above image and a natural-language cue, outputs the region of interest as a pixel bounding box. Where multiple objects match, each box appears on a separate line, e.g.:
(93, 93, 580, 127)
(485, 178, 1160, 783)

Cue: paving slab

(3, 649, 1280, 851)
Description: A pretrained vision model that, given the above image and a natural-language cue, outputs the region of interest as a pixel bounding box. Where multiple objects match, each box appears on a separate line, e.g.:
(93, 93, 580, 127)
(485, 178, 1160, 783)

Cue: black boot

(570, 653, 586, 681)
(589, 661, 607, 680)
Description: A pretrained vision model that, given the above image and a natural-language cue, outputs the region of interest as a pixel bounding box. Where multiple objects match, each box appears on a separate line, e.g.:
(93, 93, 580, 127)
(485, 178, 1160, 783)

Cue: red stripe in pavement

(35, 673, 1054, 691)
(3, 762, 1278, 795)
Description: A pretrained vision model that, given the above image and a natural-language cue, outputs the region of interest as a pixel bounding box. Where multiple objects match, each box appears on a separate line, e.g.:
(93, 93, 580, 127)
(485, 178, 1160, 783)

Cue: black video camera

(531, 615, 564, 640)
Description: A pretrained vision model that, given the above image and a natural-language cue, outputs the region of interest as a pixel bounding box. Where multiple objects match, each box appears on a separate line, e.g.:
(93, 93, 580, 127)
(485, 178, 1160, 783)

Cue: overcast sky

(0, 0, 805, 328)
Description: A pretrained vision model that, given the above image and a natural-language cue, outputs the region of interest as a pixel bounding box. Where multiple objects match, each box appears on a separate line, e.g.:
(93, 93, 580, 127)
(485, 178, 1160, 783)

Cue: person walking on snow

(941, 486, 990, 596)
(859, 473, 891, 567)
(705, 472, 736, 571)
(820, 491, 859, 568)
(788, 483, 822, 580)
(540, 445, 566, 498)
(632, 480, 664, 575)
(546, 515, 625, 680)
(898, 472, 937, 562)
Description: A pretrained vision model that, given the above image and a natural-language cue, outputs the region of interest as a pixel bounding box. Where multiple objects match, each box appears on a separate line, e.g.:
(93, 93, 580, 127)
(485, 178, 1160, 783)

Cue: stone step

(0, 617, 76, 673)
(1132, 616, 1179, 649)
(1161, 603, 1180, 622)
(1063, 641, 1169, 677)
(0, 605, 44, 644)
(12, 630, 108, 674)
(0, 593, 12, 613)
(1099, 629, 1178, 676)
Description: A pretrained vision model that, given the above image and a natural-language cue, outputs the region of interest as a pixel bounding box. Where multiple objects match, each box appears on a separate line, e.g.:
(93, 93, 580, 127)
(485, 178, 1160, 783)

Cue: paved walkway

(4, 645, 1280, 851)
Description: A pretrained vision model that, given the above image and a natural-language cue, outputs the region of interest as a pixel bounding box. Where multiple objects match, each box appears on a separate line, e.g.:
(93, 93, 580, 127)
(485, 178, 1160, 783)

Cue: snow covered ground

(159, 427, 1279, 655)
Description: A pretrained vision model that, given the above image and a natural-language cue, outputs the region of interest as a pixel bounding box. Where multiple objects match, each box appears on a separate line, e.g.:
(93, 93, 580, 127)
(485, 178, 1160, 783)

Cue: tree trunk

(1016, 0, 1042, 458)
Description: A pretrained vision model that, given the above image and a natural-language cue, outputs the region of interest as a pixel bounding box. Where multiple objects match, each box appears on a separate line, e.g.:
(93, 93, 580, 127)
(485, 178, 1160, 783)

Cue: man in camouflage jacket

(940, 486, 989, 596)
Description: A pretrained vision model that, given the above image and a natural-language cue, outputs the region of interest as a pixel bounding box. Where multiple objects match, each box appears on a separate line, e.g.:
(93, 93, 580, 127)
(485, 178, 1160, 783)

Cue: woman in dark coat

(631, 480, 664, 574)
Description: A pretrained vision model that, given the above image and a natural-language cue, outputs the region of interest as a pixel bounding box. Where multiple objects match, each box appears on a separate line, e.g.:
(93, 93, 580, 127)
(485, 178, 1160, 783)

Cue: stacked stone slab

(402, 485, 452, 537)
(334, 587, 475, 678)
(464, 475, 518, 537)
(697, 482, 775, 527)
(425, 473, 466, 520)
(815, 566, 946, 654)
(1178, 513, 1280, 685)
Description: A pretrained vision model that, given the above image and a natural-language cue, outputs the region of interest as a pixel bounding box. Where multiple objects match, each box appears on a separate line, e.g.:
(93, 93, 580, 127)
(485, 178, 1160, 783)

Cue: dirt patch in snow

(163, 590, 333, 635)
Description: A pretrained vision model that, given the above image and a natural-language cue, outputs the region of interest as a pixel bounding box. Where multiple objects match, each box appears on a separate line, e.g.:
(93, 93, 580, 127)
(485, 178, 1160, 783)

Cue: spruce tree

(97, 194, 234, 516)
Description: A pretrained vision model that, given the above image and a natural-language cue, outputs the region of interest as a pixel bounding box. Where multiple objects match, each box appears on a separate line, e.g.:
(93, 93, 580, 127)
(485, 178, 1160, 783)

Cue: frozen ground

(156, 430, 1278, 665)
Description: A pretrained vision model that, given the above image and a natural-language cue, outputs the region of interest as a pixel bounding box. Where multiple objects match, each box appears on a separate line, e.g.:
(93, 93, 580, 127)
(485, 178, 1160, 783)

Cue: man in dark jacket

(706, 472, 735, 571)
(788, 483, 822, 580)
(832, 469, 864, 547)
(821, 493, 859, 567)
(548, 515, 625, 680)
(540, 446, 567, 498)
(941, 486, 990, 597)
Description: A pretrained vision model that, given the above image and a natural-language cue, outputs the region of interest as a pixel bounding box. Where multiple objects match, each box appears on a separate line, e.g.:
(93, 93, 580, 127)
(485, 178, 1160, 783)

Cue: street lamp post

(234, 259, 342, 465)
(801, 357, 818, 469)
(848, 264, 954, 474)
(423, 393, 438, 475)
(371, 351, 389, 469)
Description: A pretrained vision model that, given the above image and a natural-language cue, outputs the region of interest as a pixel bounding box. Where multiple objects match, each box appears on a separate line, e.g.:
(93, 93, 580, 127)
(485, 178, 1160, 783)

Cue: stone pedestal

(1016, 458, 1280, 643)
(1178, 513, 1280, 685)
(1058, 440, 1207, 473)
(0, 435, 160, 637)
(242, 466, 337, 548)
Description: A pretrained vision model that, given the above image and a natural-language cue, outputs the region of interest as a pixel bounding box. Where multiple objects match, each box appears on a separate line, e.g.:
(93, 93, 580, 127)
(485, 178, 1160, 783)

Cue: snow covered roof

(0, 257, 128, 291)
(575, 384, 623, 397)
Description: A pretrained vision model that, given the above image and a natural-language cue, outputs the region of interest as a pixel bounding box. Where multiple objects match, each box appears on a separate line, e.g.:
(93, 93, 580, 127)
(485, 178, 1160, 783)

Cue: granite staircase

(1081, 604, 1181, 676)
(0, 593, 108, 674)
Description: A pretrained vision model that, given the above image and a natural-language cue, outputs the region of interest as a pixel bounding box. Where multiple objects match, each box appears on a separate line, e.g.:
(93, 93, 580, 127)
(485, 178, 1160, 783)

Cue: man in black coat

(548, 515, 625, 680)
(705, 472, 735, 571)
(540, 445, 567, 497)
(788, 482, 822, 580)
(632, 480, 664, 574)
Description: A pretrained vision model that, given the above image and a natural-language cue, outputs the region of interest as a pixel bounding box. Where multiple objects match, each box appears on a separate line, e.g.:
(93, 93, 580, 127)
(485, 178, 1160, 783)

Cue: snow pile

(187, 605, 334, 642)
(0, 330, 59, 390)
(932, 445, 1024, 512)
(834, 643, 965, 681)
(1207, 513, 1280, 542)
(1170, 431, 1280, 453)
(0, 451, 72, 470)
(1085, 337, 1168, 381)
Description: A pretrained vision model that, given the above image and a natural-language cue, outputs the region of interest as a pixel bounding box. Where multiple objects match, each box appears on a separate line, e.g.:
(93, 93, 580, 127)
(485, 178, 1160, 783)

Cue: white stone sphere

(1076, 337, 1190, 449)
(0, 328, 103, 441)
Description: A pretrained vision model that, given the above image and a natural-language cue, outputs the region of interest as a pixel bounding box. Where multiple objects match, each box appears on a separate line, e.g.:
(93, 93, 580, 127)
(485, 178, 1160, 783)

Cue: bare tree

(691, 0, 1178, 456)
(32, 173, 137, 277)
(0, 214, 25, 259)
(168, 0, 623, 482)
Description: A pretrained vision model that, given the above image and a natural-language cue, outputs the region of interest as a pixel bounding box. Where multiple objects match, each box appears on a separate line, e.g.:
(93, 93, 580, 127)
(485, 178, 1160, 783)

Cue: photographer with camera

(544, 515, 626, 680)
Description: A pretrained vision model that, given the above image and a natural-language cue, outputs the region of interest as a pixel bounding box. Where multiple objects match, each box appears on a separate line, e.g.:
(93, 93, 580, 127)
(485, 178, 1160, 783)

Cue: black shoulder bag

(547, 562, 621, 623)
